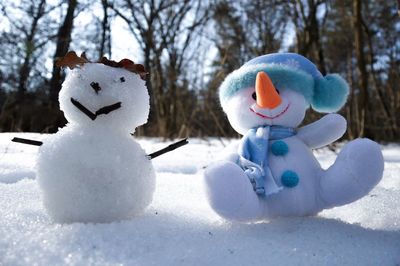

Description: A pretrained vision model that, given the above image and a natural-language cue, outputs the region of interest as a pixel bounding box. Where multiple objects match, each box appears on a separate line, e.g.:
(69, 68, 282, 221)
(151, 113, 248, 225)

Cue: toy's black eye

(252, 90, 279, 100)
(120, 77, 125, 83)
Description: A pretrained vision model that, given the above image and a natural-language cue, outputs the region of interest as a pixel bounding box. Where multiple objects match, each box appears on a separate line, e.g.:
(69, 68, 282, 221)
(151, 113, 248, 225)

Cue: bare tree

(5, 0, 48, 100)
(243, 0, 290, 57)
(0, 0, 63, 132)
(203, 0, 290, 137)
(0, 0, 398, 141)
(289, 0, 327, 74)
(0, 0, 62, 97)
(112, 0, 209, 137)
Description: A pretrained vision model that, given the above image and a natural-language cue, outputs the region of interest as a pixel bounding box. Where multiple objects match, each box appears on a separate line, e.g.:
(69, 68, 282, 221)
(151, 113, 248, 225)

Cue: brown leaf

(56, 51, 147, 79)
(118, 59, 148, 80)
(98, 57, 148, 80)
(56, 51, 90, 69)
(99, 56, 119, 68)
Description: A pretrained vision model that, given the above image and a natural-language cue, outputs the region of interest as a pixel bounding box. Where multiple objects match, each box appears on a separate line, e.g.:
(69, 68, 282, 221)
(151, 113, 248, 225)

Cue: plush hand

(297, 114, 347, 149)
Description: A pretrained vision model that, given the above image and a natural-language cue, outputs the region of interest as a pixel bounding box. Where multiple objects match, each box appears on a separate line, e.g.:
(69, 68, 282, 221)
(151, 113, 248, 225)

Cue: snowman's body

(204, 53, 384, 222)
(38, 126, 155, 223)
(37, 54, 155, 223)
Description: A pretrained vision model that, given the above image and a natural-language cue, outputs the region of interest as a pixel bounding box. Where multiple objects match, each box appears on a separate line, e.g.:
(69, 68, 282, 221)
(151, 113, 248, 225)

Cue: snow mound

(0, 135, 399, 265)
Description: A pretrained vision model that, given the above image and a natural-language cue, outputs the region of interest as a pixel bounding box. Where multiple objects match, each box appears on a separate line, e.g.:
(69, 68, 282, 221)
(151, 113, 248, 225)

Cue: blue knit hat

(219, 53, 349, 113)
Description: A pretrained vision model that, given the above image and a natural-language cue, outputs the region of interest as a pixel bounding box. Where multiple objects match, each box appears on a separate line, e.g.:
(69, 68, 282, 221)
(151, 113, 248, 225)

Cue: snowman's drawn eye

(90, 82, 101, 94)
(120, 77, 125, 83)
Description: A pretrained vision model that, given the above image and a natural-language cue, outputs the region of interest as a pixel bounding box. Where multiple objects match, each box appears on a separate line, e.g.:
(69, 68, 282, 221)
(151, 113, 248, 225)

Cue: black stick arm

(147, 138, 189, 160)
(12, 137, 43, 146)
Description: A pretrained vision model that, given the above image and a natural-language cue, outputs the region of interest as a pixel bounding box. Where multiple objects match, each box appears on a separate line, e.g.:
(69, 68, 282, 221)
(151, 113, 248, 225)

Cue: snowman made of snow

(204, 53, 384, 222)
(37, 52, 155, 223)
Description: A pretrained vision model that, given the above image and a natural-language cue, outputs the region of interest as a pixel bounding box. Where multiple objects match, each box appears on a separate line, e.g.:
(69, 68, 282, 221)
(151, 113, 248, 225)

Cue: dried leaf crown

(55, 51, 147, 80)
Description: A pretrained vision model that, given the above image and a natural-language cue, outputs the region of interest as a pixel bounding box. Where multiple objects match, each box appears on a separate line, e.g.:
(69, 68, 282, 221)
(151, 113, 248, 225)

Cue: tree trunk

(352, 0, 368, 137)
(292, 0, 326, 74)
(99, 0, 111, 59)
(49, 0, 78, 105)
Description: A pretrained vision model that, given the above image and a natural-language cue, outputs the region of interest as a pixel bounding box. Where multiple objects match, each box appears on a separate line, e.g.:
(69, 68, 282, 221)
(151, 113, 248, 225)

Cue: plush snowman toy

(204, 53, 384, 222)
(37, 52, 155, 223)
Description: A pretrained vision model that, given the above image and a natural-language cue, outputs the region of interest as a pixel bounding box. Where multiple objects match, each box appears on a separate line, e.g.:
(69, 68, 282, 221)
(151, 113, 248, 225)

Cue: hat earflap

(311, 74, 349, 113)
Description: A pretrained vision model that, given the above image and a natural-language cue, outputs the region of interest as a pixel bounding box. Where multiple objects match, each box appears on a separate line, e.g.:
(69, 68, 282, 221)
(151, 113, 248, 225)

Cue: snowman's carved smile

(250, 103, 291, 119)
(70, 98, 122, 120)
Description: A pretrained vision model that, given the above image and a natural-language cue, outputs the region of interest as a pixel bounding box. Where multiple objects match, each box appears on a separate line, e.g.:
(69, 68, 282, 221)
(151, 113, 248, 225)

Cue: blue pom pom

(281, 170, 299, 188)
(312, 74, 349, 113)
(271, 141, 289, 156)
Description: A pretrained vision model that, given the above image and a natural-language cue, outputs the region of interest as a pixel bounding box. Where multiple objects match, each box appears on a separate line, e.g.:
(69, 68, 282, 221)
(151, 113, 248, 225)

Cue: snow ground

(0, 133, 399, 265)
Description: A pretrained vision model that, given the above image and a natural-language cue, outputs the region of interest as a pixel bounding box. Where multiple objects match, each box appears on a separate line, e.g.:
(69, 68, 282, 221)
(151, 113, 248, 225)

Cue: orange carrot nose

(255, 71, 282, 109)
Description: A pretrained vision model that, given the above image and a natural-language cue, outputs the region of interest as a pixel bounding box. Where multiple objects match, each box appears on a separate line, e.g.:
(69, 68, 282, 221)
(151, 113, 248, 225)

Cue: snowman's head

(219, 53, 349, 135)
(58, 52, 149, 132)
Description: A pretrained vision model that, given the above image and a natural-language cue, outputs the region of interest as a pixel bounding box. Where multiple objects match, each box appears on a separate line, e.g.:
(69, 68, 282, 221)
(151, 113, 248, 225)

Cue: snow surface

(0, 133, 399, 265)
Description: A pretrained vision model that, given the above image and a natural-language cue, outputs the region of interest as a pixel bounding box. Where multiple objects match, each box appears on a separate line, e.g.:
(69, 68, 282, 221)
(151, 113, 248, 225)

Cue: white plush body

(248, 136, 322, 217)
(38, 126, 155, 223)
(204, 72, 384, 222)
(206, 130, 383, 221)
(37, 61, 155, 223)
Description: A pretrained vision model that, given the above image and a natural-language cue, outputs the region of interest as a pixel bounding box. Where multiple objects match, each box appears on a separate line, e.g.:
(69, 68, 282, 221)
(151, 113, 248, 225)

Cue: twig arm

(12, 137, 43, 146)
(147, 138, 189, 159)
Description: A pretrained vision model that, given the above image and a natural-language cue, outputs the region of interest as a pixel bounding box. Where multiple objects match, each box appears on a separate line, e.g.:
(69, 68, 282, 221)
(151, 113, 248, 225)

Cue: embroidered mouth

(71, 98, 122, 120)
(250, 103, 290, 119)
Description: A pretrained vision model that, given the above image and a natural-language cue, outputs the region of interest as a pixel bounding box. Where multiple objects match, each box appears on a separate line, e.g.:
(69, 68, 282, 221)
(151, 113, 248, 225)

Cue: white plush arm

(218, 140, 240, 163)
(296, 113, 347, 149)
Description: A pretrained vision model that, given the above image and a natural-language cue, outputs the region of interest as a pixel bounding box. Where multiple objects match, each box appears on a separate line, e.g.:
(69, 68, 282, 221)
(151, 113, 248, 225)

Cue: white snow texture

(0, 135, 399, 265)
(60, 63, 150, 132)
(37, 126, 155, 223)
(38, 63, 155, 223)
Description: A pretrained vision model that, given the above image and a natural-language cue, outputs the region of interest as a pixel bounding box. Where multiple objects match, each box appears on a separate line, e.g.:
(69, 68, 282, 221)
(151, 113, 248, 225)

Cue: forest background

(0, 0, 398, 141)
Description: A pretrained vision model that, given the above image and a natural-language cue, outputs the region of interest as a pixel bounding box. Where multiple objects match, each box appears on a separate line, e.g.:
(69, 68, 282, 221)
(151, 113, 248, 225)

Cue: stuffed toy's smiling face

(219, 53, 350, 135)
(59, 63, 150, 132)
(222, 71, 308, 135)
